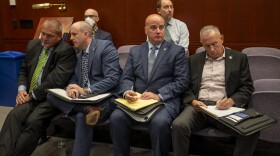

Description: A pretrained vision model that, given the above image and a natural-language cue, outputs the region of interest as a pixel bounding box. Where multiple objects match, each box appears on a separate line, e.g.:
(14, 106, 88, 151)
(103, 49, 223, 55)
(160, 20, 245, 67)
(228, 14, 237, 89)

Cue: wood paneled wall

(0, 0, 279, 55)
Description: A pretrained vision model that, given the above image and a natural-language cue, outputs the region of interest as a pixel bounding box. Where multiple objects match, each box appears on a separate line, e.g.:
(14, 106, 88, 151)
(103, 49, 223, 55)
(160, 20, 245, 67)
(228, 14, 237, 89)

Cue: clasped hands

(192, 98, 235, 110)
(124, 90, 160, 103)
(66, 84, 87, 99)
(16, 90, 32, 106)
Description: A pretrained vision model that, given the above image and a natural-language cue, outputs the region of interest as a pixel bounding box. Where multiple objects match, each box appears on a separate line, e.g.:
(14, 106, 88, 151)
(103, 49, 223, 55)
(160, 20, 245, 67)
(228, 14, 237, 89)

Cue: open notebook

(198, 105, 244, 119)
(47, 88, 112, 104)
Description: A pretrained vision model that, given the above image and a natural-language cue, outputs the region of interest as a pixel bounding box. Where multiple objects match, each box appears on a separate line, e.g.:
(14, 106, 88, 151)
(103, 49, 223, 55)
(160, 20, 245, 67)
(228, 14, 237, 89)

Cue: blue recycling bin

(0, 51, 26, 106)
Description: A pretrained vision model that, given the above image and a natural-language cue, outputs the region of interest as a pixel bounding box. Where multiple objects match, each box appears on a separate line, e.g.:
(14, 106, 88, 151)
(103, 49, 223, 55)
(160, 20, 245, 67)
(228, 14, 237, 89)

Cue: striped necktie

(29, 47, 48, 92)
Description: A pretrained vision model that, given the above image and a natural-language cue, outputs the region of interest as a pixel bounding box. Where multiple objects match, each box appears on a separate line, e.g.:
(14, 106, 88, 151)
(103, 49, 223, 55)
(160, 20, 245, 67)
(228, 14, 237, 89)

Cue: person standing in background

(157, 0, 190, 56)
(84, 8, 113, 42)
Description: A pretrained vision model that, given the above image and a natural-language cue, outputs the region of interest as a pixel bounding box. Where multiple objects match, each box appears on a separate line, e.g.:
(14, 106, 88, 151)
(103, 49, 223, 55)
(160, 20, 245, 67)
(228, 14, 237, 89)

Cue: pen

(131, 85, 134, 91)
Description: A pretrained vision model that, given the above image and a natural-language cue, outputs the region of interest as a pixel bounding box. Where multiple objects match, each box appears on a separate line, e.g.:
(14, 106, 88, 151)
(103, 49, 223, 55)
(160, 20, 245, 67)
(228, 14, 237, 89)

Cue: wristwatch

(83, 88, 90, 95)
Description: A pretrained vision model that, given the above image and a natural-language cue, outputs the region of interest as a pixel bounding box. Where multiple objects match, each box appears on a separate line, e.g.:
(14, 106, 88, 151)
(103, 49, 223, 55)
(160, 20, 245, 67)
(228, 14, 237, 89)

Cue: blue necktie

(165, 23, 174, 44)
(148, 46, 158, 79)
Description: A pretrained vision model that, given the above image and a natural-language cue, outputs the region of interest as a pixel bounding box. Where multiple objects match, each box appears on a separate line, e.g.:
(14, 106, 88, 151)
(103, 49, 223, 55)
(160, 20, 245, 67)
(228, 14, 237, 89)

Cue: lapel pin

(229, 56, 232, 59)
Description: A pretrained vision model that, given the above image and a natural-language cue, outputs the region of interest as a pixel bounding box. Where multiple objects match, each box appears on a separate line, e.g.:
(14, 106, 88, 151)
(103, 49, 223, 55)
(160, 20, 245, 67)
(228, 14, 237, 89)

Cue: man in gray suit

(47, 21, 121, 156)
(84, 8, 113, 42)
(172, 25, 259, 156)
(110, 14, 190, 156)
(0, 19, 77, 156)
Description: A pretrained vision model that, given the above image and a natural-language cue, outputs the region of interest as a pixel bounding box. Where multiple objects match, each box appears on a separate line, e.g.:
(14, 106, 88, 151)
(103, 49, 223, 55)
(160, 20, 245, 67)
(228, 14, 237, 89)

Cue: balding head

(200, 25, 224, 59)
(71, 21, 93, 35)
(145, 14, 165, 45)
(40, 19, 62, 48)
(84, 8, 99, 24)
(70, 21, 93, 50)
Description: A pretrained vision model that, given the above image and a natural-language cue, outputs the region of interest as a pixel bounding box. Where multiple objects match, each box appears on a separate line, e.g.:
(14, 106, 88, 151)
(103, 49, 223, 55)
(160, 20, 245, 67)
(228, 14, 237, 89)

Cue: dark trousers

(110, 108, 173, 156)
(172, 105, 259, 156)
(47, 94, 114, 156)
(0, 100, 58, 156)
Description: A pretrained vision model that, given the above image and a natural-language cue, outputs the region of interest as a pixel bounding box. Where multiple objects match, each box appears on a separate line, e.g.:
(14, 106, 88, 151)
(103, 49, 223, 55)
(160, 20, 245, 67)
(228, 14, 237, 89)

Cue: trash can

(0, 51, 26, 107)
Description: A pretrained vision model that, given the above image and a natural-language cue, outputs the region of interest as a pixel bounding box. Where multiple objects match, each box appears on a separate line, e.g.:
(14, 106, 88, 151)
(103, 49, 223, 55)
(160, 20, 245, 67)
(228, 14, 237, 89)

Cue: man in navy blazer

(172, 25, 259, 156)
(84, 8, 113, 42)
(110, 14, 190, 156)
(47, 21, 121, 156)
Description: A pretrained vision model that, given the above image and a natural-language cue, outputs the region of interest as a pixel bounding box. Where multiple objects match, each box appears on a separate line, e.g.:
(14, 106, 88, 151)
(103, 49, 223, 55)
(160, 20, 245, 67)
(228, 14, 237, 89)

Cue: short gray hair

(200, 25, 221, 39)
(43, 19, 62, 35)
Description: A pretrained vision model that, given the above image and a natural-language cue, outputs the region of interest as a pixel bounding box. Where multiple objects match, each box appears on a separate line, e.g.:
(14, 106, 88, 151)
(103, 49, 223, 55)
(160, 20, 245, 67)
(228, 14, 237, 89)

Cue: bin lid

(0, 51, 26, 59)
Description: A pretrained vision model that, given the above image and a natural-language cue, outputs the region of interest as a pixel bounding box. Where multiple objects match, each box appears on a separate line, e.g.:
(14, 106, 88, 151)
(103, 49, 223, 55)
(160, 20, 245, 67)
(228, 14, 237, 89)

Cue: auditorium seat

(242, 47, 280, 81)
(117, 45, 138, 69)
(251, 79, 280, 143)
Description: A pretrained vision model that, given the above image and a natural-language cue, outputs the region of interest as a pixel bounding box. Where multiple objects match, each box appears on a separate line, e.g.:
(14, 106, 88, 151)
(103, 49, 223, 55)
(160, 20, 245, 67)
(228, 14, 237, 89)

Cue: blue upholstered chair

(195, 46, 205, 53)
(117, 45, 138, 70)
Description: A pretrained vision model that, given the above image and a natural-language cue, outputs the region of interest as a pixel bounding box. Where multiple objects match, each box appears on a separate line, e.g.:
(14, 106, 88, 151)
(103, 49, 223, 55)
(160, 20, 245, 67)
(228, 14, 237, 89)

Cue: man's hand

(66, 84, 87, 98)
(216, 98, 235, 110)
(66, 88, 80, 99)
(67, 84, 81, 91)
(124, 91, 138, 103)
(191, 100, 207, 108)
(141, 92, 160, 101)
(16, 90, 31, 106)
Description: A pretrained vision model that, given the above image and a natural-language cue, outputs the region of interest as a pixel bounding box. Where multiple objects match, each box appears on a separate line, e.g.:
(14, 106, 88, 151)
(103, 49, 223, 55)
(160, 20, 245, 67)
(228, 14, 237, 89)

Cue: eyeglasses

(148, 25, 165, 31)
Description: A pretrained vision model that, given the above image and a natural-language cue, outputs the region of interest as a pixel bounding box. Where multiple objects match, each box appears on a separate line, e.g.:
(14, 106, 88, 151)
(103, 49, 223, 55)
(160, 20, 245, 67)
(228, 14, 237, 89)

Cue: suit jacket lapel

(224, 49, 232, 84)
(30, 46, 43, 79)
(196, 52, 206, 92)
(142, 43, 149, 82)
(88, 39, 97, 73)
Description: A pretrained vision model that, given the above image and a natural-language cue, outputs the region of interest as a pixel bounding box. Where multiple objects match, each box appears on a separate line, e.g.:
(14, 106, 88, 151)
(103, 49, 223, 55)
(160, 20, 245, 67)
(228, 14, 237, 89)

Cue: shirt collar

(205, 46, 225, 60)
(148, 41, 161, 50)
(166, 18, 175, 26)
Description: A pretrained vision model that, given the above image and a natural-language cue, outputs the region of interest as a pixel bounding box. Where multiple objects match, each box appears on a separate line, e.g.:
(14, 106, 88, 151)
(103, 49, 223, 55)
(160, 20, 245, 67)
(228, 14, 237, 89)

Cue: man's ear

(157, 8, 161, 14)
(220, 35, 224, 44)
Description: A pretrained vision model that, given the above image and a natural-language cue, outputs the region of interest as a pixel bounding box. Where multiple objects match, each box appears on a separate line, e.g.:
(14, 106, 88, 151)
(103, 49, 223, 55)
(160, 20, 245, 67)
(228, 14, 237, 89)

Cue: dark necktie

(165, 23, 174, 43)
(29, 47, 48, 92)
(81, 51, 89, 88)
(148, 46, 158, 79)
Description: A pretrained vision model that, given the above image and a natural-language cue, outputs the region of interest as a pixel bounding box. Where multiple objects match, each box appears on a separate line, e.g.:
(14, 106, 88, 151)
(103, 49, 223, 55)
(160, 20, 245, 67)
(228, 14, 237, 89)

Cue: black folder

(218, 108, 277, 136)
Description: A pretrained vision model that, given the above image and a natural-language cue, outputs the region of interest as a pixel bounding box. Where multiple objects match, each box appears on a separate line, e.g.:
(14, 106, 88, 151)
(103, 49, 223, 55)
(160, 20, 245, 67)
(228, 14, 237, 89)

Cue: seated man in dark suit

(110, 14, 190, 156)
(172, 25, 259, 156)
(0, 19, 77, 156)
(47, 21, 121, 156)
(84, 8, 113, 42)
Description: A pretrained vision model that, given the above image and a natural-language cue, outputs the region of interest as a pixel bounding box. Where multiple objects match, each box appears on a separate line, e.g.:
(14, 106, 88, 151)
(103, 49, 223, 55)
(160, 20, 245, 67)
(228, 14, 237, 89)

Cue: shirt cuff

(158, 94, 164, 101)
(123, 91, 129, 99)
(18, 85, 27, 92)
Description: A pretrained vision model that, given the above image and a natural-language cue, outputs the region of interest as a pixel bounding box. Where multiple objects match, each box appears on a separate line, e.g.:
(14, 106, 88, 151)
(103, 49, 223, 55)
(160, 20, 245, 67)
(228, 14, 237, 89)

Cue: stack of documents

(115, 92, 158, 111)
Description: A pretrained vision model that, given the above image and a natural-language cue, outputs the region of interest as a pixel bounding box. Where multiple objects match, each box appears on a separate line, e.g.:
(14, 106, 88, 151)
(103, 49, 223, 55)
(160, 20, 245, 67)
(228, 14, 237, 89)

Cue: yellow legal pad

(115, 92, 158, 111)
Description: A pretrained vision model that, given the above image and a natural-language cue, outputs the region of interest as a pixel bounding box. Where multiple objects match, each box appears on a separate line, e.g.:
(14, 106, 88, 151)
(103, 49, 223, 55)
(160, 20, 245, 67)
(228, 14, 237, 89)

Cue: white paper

(199, 105, 244, 118)
(47, 88, 111, 102)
